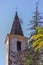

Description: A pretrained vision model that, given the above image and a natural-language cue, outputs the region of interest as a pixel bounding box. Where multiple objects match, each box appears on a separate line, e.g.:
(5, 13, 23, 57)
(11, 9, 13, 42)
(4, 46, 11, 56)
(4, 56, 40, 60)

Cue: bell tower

(5, 11, 28, 65)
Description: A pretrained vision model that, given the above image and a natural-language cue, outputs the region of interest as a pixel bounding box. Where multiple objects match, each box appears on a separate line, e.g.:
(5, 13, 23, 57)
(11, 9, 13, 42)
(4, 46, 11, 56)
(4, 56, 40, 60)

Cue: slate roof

(10, 11, 24, 36)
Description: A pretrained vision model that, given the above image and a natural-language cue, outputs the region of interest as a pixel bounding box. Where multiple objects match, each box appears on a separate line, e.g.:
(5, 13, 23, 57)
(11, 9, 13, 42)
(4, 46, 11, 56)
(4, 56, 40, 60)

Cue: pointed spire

(10, 11, 24, 36)
(15, 11, 18, 19)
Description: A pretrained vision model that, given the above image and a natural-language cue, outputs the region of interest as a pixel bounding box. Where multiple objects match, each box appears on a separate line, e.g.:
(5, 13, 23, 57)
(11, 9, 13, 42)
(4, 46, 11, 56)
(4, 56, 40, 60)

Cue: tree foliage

(25, 1, 43, 65)
(31, 26, 43, 51)
(23, 46, 39, 65)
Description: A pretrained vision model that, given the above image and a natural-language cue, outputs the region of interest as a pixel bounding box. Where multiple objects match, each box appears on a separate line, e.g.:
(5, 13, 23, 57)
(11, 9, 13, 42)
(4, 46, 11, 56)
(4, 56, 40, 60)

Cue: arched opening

(17, 41, 21, 51)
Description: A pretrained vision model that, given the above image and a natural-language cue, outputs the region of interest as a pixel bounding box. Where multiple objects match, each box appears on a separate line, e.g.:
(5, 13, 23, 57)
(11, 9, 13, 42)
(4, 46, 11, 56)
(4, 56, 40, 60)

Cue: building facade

(5, 11, 28, 65)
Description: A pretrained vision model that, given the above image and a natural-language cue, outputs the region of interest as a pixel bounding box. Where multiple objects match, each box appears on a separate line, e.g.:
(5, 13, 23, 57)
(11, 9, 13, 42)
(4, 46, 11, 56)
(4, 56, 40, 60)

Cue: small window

(17, 41, 21, 51)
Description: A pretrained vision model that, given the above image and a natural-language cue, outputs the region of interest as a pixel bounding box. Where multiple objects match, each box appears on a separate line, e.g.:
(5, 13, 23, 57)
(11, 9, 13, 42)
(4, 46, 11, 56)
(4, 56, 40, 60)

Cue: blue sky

(0, 0, 43, 65)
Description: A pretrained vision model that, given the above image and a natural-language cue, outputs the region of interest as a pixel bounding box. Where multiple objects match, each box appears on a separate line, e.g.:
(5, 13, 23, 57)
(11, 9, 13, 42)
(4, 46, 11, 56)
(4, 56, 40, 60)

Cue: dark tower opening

(17, 41, 21, 51)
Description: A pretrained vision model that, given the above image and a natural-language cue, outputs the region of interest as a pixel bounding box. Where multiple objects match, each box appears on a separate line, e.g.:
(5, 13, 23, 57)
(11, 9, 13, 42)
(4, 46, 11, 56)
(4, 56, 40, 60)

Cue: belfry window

(17, 41, 21, 51)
